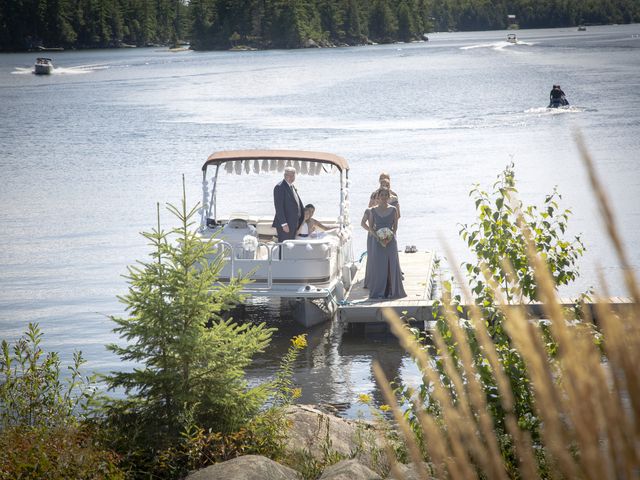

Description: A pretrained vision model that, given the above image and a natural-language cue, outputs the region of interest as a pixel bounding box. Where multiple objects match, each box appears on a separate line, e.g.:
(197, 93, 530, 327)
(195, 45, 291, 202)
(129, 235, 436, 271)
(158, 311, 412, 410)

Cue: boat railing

(215, 240, 274, 290)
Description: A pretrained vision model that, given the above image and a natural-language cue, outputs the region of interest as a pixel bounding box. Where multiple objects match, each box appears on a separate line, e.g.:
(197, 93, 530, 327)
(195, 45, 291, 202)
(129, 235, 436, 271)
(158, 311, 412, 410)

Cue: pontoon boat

(199, 150, 357, 327)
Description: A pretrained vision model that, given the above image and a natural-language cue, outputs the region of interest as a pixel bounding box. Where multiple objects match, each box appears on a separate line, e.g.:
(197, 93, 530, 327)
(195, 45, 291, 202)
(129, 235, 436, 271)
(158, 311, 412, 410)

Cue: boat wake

(11, 67, 34, 75)
(56, 64, 110, 74)
(525, 106, 587, 115)
(12, 63, 110, 75)
(460, 40, 535, 51)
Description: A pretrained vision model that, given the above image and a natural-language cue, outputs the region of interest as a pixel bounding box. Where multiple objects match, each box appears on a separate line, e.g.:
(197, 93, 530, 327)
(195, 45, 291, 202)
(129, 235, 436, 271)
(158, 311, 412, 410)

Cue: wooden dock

(338, 251, 636, 330)
(339, 250, 436, 324)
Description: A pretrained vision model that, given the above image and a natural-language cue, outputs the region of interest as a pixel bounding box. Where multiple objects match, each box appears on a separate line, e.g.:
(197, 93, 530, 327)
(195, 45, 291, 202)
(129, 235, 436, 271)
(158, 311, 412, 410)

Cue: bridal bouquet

(376, 227, 394, 247)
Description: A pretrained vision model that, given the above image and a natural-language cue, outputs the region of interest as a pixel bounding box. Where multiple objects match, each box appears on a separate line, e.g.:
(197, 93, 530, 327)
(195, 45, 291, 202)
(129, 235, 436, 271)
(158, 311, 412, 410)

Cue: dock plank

(339, 250, 435, 323)
(339, 252, 635, 326)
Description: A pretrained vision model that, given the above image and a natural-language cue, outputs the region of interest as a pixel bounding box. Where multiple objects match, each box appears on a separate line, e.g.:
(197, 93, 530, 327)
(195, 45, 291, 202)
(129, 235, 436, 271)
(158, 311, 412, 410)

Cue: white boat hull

(203, 230, 354, 326)
(34, 59, 53, 75)
(198, 149, 355, 327)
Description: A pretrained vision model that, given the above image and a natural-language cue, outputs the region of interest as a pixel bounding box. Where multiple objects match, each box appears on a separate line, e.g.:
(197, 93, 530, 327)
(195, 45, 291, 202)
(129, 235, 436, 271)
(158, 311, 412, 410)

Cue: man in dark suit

(273, 166, 304, 242)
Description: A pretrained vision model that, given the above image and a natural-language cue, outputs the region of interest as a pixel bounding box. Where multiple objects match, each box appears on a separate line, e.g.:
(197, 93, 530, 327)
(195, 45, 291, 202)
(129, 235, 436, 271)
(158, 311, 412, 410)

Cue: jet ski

(548, 97, 569, 108)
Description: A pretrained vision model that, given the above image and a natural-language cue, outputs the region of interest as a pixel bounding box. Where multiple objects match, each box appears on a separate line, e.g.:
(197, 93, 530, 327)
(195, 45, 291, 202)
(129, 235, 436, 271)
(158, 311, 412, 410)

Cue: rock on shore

(185, 404, 432, 479)
(185, 455, 300, 479)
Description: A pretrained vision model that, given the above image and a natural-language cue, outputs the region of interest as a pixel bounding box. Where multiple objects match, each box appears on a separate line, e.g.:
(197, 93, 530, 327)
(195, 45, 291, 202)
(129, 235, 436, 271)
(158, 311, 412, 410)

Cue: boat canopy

(202, 150, 349, 175)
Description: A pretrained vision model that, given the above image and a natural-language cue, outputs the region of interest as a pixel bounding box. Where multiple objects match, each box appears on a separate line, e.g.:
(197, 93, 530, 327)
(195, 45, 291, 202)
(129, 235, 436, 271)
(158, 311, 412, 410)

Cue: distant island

(1, 0, 638, 52)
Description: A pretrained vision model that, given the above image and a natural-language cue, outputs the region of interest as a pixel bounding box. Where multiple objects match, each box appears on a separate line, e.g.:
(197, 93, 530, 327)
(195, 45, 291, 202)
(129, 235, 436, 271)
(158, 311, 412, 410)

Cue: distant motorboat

(34, 57, 54, 75)
(507, 33, 518, 44)
(578, 25, 587, 31)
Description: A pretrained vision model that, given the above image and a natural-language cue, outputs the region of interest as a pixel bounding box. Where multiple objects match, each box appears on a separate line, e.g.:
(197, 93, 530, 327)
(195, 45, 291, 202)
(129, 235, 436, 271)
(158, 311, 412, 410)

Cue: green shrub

(0, 424, 123, 480)
(103, 186, 273, 435)
(395, 164, 589, 478)
(98, 183, 312, 477)
(100, 334, 307, 479)
(0, 324, 123, 478)
(0, 323, 95, 429)
(459, 161, 584, 305)
(147, 334, 308, 478)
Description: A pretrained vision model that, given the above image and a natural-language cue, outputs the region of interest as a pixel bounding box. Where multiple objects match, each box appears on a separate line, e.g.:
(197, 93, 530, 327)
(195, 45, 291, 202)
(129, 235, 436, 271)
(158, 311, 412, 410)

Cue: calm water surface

(1, 25, 639, 417)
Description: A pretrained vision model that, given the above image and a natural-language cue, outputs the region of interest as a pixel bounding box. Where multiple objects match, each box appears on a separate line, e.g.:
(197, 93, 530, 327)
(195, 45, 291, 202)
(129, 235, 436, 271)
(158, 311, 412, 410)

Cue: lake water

(1, 25, 639, 418)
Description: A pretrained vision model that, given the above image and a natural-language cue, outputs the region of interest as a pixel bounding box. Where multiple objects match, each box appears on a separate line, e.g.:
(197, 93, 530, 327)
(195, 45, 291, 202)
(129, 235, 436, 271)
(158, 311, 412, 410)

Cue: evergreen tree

(342, 0, 362, 41)
(397, 1, 414, 42)
(271, 0, 304, 48)
(319, 0, 340, 38)
(2, 0, 640, 52)
(190, 0, 216, 49)
(368, 0, 396, 42)
(104, 184, 274, 446)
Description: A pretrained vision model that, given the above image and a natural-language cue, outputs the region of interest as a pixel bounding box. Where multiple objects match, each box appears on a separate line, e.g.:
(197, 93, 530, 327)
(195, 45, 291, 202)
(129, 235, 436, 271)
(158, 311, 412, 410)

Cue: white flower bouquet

(242, 234, 258, 252)
(376, 227, 394, 247)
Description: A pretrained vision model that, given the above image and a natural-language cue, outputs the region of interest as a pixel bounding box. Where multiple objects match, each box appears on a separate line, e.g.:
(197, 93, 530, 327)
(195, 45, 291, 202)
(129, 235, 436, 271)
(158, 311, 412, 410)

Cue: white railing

(215, 240, 274, 290)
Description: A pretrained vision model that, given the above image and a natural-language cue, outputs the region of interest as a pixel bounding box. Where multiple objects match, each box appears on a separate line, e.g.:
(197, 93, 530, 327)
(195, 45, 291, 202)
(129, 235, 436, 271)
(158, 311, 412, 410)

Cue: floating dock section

(338, 250, 635, 330)
(339, 250, 436, 325)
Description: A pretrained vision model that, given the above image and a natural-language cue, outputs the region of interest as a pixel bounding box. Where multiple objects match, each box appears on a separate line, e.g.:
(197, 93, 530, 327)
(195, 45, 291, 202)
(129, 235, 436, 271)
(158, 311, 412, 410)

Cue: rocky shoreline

(185, 404, 428, 480)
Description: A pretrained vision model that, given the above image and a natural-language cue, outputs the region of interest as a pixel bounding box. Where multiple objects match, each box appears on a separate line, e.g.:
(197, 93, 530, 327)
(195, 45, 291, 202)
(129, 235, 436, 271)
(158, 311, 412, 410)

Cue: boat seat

(256, 220, 277, 240)
(227, 218, 249, 229)
(218, 223, 258, 259)
(282, 243, 332, 260)
(281, 234, 339, 260)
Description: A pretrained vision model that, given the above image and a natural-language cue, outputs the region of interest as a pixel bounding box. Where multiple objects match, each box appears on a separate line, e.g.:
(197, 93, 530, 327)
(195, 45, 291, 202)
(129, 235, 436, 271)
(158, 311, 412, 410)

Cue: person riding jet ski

(549, 84, 569, 108)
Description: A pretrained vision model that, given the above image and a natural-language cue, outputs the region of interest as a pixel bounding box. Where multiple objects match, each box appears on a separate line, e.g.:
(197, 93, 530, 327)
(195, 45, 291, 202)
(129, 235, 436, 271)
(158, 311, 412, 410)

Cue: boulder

(184, 455, 301, 480)
(284, 405, 389, 472)
(388, 462, 433, 480)
(318, 459, 382, 480)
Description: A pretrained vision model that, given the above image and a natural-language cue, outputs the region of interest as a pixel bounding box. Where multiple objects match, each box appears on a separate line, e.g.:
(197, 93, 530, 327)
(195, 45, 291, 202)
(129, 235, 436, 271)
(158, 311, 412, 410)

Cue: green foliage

(456, 163, 581, 427)
(101, 332, 307, 478)
(102, 184, 274, 445)
(460, 162, 584, 305)
(96, 183, 321, 478)
(368, 0, 397, 42)
(2, 0, 639, 51)
(160, 335, 308, 477)
(0, 424, 123, 480)
(268, 334, 307, 407)
(402, 164, 589, 477)
(0, 323, 95, 429)
(0, 324, 123, 478)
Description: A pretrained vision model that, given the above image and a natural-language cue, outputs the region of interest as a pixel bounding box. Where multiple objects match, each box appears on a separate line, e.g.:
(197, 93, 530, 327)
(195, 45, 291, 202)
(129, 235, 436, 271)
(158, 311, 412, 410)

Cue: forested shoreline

(1, 0, 639, 52)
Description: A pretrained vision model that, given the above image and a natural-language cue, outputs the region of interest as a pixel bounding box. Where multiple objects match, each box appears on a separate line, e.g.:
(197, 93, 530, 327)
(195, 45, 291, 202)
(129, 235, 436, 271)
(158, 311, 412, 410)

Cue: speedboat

(577, 25, 587, 31)
(506, 33, 517, 44)
(198, 150, 357, 327)
(34, 57, 53, 74)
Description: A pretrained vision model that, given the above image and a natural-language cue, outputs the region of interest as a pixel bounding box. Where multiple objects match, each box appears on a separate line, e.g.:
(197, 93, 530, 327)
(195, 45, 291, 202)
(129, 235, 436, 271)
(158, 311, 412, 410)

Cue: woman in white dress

(296, 204, 330, 238)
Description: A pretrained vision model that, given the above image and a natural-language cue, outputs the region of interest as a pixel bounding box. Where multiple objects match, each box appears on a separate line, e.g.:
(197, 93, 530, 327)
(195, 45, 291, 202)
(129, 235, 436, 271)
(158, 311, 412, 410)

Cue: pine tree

(368, 0, 396, 42)
(397, 1, 414, 42)
(104, 180, 274, 446)
(342, 0, 361, 41)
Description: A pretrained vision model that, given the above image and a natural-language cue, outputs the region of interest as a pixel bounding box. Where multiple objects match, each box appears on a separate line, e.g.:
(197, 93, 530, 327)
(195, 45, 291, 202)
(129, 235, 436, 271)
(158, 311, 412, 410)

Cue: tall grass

(375, 137, 640, 479)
